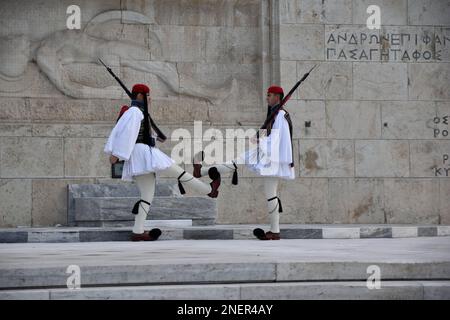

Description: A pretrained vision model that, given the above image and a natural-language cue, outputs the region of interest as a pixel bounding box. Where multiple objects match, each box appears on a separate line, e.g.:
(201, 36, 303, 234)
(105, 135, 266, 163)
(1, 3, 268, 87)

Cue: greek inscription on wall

(433, 115, 449, 138)
(434, 154, 449, 177)
(326, 31, 450, 62)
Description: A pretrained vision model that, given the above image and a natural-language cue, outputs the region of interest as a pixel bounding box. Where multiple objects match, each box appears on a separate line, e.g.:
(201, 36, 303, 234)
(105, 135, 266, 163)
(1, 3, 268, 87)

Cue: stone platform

(1, 224, 449, 243)
(0, 237, 449, 299)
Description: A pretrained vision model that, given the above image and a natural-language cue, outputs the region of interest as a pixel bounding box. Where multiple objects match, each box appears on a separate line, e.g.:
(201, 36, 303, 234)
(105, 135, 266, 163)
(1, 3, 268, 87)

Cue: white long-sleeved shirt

(241, 109, 295, 179)
(104, 106, 174, 181)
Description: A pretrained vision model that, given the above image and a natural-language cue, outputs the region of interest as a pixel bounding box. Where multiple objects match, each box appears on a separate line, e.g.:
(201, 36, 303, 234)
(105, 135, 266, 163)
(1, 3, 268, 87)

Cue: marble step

(68, 181, 217, 227)
(1, 281, 449, 300)
(69, 179, 182, 198)
(0, 238, 449, 290)
(72, 196, 217, 227)
(0, 224, 449, 243)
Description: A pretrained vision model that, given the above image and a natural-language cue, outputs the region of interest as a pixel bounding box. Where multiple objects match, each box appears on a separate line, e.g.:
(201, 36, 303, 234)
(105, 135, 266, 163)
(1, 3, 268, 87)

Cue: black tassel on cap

(177, 171, 186, 195)
(232, 162, 238, 185)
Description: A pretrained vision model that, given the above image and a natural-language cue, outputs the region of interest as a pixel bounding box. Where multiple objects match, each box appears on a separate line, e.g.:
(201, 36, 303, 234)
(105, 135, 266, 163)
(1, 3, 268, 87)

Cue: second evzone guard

(193, 86, 295, 240)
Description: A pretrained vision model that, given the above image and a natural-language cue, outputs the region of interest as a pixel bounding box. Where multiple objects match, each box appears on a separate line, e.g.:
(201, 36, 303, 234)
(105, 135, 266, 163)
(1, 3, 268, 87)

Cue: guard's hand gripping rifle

(259, 64, 317, 135)
(98, 58, 167, 142)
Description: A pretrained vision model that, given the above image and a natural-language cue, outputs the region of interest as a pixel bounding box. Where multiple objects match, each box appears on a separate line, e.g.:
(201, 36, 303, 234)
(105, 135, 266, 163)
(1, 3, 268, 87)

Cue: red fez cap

(132, 83, 150, 94)
(267, 85, 284, 95)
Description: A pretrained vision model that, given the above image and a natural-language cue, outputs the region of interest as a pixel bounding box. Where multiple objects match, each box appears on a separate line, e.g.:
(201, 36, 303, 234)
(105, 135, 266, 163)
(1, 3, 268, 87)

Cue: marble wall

(277, 0, 450, 225)
(0, 0, 448, 227)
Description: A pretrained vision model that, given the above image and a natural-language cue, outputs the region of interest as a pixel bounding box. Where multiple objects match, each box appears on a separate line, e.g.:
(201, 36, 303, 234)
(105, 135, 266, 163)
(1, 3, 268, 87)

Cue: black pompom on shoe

(208, 167, 220, 180)
(149, 228, 162, 241)
(253, 228, 267, 240)
(207, 167, 221, 198)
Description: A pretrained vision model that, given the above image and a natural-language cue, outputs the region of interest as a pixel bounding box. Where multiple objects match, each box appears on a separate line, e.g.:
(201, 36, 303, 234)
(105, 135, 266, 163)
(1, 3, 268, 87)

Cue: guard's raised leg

(163, 162, 221, 198)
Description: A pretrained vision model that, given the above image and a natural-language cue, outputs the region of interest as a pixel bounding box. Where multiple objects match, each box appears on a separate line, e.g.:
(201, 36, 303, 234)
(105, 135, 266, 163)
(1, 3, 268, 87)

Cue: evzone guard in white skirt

(104, 84, 221, 241)
(193, 86, 295, 240)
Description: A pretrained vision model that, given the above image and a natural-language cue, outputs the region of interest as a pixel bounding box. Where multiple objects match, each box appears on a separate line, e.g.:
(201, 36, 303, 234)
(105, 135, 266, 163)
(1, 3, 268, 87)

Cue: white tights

(133, 163, 281, 235)
(201, 163, 281, 233)
(264, 177, 280, 233)
(133, 172, 155, 234)
(132, 163, 212, 234)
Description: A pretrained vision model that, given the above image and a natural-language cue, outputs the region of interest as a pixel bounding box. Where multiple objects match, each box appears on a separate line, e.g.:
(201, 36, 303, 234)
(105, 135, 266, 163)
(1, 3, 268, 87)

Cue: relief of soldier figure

(0, 10, 236, 103)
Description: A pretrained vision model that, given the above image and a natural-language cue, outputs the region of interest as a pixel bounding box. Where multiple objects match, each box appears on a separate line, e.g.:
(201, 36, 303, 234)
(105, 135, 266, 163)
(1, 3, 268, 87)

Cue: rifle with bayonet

(256, 64, 317, 167)
(259, 64, 317, 134)
(98, 58, 167, 142)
